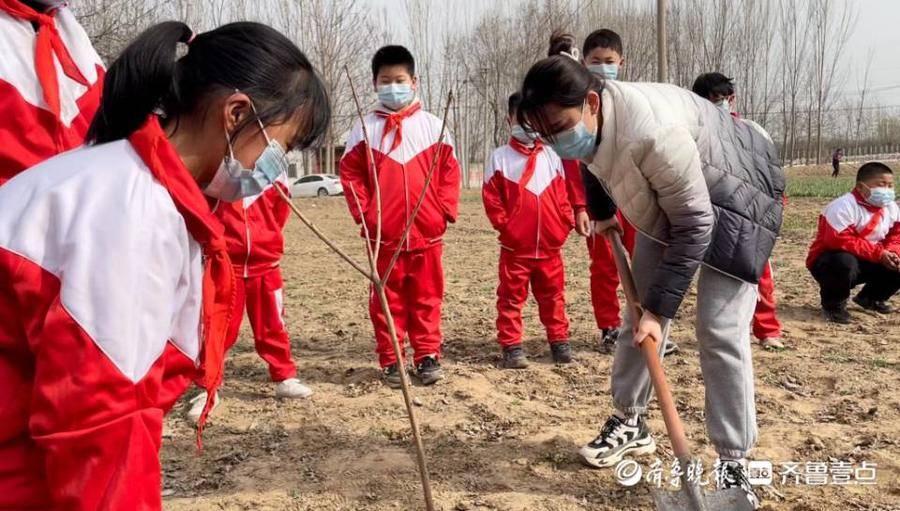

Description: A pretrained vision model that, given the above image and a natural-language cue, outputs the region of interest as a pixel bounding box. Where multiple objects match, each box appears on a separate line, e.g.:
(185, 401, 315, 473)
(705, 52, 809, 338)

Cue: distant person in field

(518, 50, 784, 510)
(692, 72, 785, 349)
(482, 92, 575, 368)
(807, 162, 900, 324)
(0, 0, 104, 185)
(339, 45, 461, 388)
(546, 30, 674, 356)
(832, 148, 844, 177)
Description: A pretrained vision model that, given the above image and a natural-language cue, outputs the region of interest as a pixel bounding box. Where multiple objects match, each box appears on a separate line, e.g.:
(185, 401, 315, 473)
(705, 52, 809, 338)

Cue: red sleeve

(562, 159, 587, 214)
(884, 220, 900, 255)
(482, 165, 508, 232)
(339, 141, 371, 225)
(818, 215, 885, 263)
(2, 249, 166, 511)
(437, 142, 461, 223)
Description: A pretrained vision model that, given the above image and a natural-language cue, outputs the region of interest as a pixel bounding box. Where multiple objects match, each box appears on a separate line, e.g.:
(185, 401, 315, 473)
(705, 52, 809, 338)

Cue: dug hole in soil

(163, 165, 900, 510)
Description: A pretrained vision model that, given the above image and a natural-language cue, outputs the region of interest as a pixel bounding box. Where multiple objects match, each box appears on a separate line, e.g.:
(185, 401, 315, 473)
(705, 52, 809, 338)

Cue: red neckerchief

(128, 116, 235, 448)
(0, 0, 89, 119)
(375, 101, 422, 153)
(852, 189, 886, 238)
(508, 137, 544, 215)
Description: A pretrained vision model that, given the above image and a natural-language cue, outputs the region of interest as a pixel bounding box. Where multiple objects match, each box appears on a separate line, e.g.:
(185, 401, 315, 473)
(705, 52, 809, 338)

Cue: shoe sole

(579, 436, 657, 469)
(276, 390, 314, 399)
(502, 359, 529, 369)
(418, 371, 444, 386)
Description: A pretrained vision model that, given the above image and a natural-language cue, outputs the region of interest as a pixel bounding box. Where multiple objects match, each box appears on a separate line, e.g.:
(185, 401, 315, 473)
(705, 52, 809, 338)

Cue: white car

(290, 174, 343, 197)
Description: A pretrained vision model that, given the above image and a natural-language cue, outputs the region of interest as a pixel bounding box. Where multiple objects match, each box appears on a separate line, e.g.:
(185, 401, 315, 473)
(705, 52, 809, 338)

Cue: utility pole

(657, 0, 668, 83)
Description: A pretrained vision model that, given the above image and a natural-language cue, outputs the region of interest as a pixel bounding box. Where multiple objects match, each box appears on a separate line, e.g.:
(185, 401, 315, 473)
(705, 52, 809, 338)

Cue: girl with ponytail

(519, 43, 783, 510)
(0, 21, 329, 509)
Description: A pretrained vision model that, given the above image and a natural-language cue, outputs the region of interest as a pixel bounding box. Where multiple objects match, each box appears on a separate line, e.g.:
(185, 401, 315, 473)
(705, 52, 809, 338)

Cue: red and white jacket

(0, 118, 233, 509)
(215, 174, 291, 278)
(340, 100, 461, 251)
(807, 190, 900, 268)
(483, 139, 575, 258)
(0, 0, 104, 184)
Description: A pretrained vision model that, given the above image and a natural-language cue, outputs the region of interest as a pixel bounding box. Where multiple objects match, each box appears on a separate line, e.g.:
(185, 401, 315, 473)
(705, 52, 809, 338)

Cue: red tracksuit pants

(496, 250, 570, 347)
(587, 214, 637, 330)
(224, 267, 298, 381)
(370, 243, 444, 368)
(752, 260, 782, 340)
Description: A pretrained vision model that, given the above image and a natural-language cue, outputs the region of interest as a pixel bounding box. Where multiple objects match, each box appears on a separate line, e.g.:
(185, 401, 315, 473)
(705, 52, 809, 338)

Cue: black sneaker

(415, 356, 444, 385)
(382, 363, 404, 389)
(579, 414, 656, 468)
(599, 328, 619, 352)
(502, 344, 529, 369)
(717, 460, 761, 510)
(853, 294, 893, 314)
(550, 341, 573, 364)
(823, 303, 852, 324)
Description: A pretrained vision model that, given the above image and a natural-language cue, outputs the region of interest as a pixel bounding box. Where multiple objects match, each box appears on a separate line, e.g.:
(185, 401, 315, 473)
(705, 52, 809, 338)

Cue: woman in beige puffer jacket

(517, 54, 783, 510)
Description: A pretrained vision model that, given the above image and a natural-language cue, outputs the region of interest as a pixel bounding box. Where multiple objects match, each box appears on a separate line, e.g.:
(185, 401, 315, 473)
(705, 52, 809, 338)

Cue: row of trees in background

(69, 0, 898, 178)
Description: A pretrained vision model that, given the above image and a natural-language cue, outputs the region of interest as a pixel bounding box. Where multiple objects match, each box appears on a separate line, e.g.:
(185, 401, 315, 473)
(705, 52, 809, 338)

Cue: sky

(362, 0, 900, 106)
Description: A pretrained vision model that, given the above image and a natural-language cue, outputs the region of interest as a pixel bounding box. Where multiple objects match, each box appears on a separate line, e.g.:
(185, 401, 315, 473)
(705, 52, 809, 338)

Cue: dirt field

(163, 164, 900, 511)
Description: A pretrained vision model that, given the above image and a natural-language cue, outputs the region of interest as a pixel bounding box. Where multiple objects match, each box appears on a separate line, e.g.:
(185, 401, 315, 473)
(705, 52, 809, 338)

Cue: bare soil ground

(163, 164, 900, 511)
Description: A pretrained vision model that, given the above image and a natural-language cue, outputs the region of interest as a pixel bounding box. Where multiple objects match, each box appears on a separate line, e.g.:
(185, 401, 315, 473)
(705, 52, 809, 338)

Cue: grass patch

(786, 176, 854, 198)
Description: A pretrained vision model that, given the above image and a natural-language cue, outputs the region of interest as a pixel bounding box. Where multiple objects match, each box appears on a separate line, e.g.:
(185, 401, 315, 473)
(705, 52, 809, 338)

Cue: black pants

(809, 251, 900, 309)
(831, 161, 840, 177)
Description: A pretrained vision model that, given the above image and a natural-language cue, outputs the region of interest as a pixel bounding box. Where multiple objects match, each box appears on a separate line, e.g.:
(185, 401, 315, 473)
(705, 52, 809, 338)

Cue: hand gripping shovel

(604, 232, 753, 511)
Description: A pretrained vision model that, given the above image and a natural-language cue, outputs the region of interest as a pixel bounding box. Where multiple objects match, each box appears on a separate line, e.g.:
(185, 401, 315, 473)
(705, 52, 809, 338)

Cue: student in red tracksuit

(185, 173, 312, 422)
(0, 21, 330, 510)
(483, 92, 575, 368)
(693, 72, 785, 349)
(807, 162, 900, 323)
(0, 0, 104, 185)
(340, 45, 461, 388)
(547, 30, 651, 352)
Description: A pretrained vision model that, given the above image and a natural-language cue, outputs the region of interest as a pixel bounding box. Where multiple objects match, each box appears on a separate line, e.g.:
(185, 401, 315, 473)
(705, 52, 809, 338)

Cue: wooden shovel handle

(604, 232, 692, 460)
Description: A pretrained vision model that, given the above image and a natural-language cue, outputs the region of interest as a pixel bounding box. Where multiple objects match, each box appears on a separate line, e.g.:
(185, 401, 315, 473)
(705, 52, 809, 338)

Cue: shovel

(604, 231, 753, 511)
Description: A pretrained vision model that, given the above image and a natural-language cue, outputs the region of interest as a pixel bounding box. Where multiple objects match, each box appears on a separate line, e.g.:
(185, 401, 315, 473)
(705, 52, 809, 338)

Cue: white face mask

(203, 112, 288, 202)
(716, 99, 731, 115)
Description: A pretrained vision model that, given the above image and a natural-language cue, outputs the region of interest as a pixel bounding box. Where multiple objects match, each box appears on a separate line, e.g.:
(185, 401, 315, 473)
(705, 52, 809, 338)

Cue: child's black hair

(508, 92, 522, 117)
(582, 29, 623, 56)
(517, 56, 602, 141)
(856, 161, 894, 183)
(87, 21, 330, 151)
(691, 72, 735, 100)
(371, 45, 415, 81)
(547, 29, 578, 57)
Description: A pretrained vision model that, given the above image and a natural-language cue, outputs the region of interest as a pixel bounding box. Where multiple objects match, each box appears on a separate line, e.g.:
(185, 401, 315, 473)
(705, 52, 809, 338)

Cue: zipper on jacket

(243, 204, 252, 278)
(535, 195, 541, 259)
(403, 163, 411, 251)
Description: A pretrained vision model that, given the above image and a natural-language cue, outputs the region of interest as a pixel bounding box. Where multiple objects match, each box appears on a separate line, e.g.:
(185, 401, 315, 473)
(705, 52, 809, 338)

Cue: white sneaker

(186, 390, 219, 424)
(275, 378, 313, 399)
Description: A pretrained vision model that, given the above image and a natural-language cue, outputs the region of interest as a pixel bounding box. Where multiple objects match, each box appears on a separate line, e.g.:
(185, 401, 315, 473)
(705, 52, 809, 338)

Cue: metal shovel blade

(652, 485, 754, 511)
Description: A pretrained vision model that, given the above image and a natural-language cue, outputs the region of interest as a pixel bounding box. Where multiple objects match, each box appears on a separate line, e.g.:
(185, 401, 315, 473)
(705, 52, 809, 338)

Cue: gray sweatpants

(611, 234, 758, 459)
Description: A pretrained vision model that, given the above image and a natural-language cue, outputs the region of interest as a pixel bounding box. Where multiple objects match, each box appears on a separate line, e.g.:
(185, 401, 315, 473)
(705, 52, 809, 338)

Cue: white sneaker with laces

(186, 390, 218, 424)
(275, 378, 313, 399)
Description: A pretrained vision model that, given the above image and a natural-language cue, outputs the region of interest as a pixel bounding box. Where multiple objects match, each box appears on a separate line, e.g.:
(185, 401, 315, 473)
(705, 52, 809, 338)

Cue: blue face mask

(867, 186, 896, 207)
(510, 124, 535, 144)
(204, 109, 287, 202)
(548, 102, 598, 160)
(587, 63, 619, 80)
(716, 99, 731, 115)
(377, 83, 415, 111)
